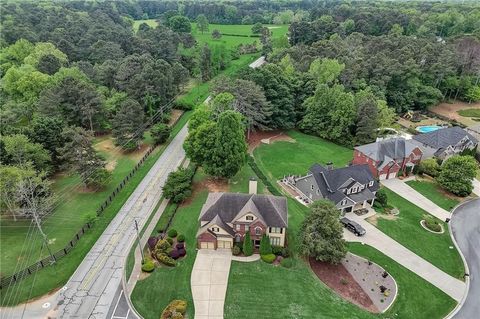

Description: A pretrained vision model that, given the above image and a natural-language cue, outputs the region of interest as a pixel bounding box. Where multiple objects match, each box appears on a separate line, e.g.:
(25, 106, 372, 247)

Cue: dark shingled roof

(199, 193, 288, 228)
(309, 163, 378, 205)
(354, 138, 418, 163)
(412, 126, 478, 149)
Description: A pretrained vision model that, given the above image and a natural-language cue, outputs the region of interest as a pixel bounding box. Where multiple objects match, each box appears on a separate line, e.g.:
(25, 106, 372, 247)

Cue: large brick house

(411, 126, 478, 160)
(196, 181, 288, 250)
(353, 137, 423, 180)
(290, 163, 379, 214)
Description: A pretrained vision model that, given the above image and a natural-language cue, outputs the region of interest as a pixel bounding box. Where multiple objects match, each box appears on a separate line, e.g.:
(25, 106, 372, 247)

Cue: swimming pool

(416, 125, 442, 133)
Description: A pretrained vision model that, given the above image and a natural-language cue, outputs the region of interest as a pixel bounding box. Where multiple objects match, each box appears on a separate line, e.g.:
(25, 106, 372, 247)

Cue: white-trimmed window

(236, 224, 240, 231)
(245, 225, 249, 231)
(369, 181, 374, 186)
(341, 199, 347, 206)
(270, 237, 281, 246)
(212, 227, 219, 232)
(255, 227, 262, 235)
(246, 215, 254, 221)
(311, 185, 314, 190)
(352, 187, 357, 193)
(270, 227, 281, 233)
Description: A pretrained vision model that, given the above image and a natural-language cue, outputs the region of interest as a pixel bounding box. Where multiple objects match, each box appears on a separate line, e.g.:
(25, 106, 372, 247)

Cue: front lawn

(406, 180, 460, 211)
(253, 130, 353, 180)
(348, 243, 456, 319)
(370, 188, 464, 279)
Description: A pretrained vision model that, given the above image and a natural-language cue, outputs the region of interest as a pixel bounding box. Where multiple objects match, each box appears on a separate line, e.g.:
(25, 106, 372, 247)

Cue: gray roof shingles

(412, 126, 478, 149)
(199, 193, 288, 228)
(354, 137, 418, 163)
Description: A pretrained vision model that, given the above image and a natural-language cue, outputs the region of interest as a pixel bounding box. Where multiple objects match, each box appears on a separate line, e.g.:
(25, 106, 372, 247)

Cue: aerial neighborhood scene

(1, 1, 480, 319)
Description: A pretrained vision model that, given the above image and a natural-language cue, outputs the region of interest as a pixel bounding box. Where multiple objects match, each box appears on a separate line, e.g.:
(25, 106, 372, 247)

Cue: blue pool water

(416, 125, 442, 133)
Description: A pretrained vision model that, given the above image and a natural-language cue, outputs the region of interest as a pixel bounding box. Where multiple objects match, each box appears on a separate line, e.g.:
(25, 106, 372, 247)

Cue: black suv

(340, 217, 366, 236)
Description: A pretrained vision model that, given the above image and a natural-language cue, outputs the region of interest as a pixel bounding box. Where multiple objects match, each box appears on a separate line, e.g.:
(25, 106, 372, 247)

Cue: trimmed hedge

(141, 259, 155, 272)
(157, 253, 176, 266)
(177, 234, 185, 242)
(232, 245, 241, 256)
(247, 155, 282, 196)
(261, 253, 276, 264)
(280, 258, 293, 268)
(167, 228, 178, 238)
(161, 299, 187, 319)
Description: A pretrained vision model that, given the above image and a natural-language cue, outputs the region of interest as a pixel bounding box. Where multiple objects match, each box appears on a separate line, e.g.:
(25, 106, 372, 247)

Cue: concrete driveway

(344, 212, 465, 302)
(381, 178, 450, 220)
(191, 249, 232, 319)
(450, 199, 480, 318)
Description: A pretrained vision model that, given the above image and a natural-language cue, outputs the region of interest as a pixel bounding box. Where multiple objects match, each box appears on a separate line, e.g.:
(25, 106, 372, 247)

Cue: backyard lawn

(406, 180, 460, 211)
(369, 188, 464, 279)
(254, 130, 353, 180)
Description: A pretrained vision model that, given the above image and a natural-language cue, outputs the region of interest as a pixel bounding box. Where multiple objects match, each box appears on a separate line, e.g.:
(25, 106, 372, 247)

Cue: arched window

(255, 227, 262, 236)
(235, 234, 241, 242)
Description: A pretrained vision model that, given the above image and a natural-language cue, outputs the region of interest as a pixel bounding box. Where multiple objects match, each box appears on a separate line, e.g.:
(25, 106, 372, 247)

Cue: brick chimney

(249, 177, 257, 194)
(326, 162, 334, 170)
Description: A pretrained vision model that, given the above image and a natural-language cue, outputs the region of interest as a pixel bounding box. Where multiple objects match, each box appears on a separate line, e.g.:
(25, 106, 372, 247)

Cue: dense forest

(1, 0, 480, 219)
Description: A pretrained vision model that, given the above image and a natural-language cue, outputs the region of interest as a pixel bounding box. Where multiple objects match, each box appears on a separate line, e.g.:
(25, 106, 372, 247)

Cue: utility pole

(32, 211, 55, 264)
(134, 219, 145, 264)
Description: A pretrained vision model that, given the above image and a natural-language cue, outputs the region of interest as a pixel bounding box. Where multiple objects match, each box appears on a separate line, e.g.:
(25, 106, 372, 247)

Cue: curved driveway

(451, 198, 480, 318)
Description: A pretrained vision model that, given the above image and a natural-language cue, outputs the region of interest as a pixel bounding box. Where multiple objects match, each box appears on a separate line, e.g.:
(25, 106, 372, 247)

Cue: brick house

(196, 180, 288, 250)
(352, 138, 423, 180)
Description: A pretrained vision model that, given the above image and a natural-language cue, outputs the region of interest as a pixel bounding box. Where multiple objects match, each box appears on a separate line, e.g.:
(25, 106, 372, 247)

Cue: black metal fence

(0, 114, 184, 289)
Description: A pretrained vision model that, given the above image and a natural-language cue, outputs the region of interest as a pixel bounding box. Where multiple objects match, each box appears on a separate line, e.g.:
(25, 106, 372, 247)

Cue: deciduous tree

(436, 155, 477, 196)
(196, 14, 209, 34)
(112, 98, 145, 151)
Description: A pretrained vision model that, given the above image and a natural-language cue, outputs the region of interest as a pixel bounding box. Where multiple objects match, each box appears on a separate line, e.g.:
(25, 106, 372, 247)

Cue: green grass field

(370, 188, 464, 279)
(406, 180, 460, 211)
(133, 19, 158, 32)
(458, 108, 480, 118)
(0, 115, 189, 306)
(253, 130, 353, 180)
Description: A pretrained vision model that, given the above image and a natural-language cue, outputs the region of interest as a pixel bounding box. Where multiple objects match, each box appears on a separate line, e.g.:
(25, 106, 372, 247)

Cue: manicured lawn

(254, 130, 353, 180)
(0, 115, 190, 306)
(370, 188, 464, 279)
(131, 171, 208, 319)
(458, 108, 480, 118)
(348, 243, 457, 319)
(406, 180, 460, 211)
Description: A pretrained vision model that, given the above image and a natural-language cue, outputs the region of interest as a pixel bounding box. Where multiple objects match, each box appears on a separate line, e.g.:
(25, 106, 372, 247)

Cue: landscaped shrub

(232, 245, 241, 255)
(259, 234, 272, 255)
(163, 168, 195, 203)
(165, 247, 174, 256)
(168, 228, 178, 238)
(157, 253, 176, 267)
(141, 259, 155, 272)
(150, 123, 171, 145)
(261, 253, 276, 263)
(281, 247, 290, 258)
(177, 234, 185, 242)
(375, 189, 388, 208)
(170, 249, 180, 259)
(161, 300, 187, 319)
(423, 215, 442, 232)
(147, 237, 158, 250)
(176, 242, 185, 249)
(156, 239, 172, 253)
(280, 258, 293, 268)
(242, 232, 254, 256)
(272, 245, 283, 256)
(166, 237, 174, 245)
(418, 158, 441, 177)
(178, 248, 186, 257)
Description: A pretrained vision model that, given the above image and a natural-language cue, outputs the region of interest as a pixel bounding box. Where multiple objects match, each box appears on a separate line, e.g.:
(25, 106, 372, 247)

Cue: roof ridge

(267, 195, 287, 226)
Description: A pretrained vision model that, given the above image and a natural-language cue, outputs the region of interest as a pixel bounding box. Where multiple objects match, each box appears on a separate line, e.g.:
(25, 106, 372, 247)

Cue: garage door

(217, 240, 232, 249)
(388, 172, 397, 179)
(379, 174, 387, 180)
(200, 241, 214, 249)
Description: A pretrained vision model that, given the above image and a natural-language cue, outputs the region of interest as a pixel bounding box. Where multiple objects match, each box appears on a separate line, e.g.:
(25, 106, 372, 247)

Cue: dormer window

(311, 185, 314, 190)
(369, 181, 374, 187)
(212, 227, 219, 232)
(347, 188, 351, 194)
(352, 187, 358, 193)
(246, 215, 254, 221)
(341, 199, 347, 206)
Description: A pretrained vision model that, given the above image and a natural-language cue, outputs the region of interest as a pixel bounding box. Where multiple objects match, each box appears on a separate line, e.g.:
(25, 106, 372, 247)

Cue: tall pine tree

(355, 89, 379, 145)
(112, 98, 145, 151)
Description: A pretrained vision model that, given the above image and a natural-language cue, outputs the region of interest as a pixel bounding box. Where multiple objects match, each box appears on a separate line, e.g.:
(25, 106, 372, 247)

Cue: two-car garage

(199, 239, 232, 250)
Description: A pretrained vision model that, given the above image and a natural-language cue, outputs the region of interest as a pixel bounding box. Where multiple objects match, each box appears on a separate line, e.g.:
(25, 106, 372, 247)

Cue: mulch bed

(309, 258, 379, 313)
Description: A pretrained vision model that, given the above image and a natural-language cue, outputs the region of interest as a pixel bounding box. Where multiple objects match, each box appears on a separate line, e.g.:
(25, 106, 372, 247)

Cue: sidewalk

(345, 212, 465, 302)
(381, 178, 450, 220)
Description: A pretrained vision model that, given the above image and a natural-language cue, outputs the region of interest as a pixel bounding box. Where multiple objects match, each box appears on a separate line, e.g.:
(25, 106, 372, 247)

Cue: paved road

(381, 178, 450, 221)
(345, 211, 465, 302)
(451, 199, 480, 318)
(1, 126, 188, 319)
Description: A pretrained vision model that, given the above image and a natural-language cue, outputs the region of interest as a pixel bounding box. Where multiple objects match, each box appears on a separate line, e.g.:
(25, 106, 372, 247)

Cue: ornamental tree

(243, 232, 253, 256)
(259, 234, 272, 255)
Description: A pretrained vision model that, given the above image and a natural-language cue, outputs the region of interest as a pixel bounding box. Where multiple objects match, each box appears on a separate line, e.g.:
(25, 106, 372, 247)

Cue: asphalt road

(1, 125, 188, 319)
(451, 198, 480, 319)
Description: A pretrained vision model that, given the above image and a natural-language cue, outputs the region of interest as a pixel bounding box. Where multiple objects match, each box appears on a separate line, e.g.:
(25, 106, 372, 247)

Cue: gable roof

(412, 126, 478, 149)
(199, 193, 288, 228)
(354, 137, 419, 163)
(307, 163, 378, 205)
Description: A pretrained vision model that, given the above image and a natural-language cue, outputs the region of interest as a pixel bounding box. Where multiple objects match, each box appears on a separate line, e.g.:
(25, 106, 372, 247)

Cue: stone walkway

(191, 250, 260, 319)
(381, 178, 450, 220)
(344, 212, 465, 302)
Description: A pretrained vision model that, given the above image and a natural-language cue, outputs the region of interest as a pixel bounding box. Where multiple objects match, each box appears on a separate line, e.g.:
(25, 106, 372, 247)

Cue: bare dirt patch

(247, 130, 295, 153)
(181, 176, 229, 206)
(168, 109, 184, 126)
(94, 137, 151, 163)
(309, 258, 379, 313)
(430, 101, 480, 126)
(367, 213, 398, 226)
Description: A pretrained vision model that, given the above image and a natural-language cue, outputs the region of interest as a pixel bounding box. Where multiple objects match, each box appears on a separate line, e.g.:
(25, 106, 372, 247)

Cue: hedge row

(247, 155, 282, 196)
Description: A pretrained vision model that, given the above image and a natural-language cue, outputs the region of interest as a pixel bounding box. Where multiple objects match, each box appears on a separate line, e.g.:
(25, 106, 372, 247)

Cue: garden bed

(420, 220, 445, 234)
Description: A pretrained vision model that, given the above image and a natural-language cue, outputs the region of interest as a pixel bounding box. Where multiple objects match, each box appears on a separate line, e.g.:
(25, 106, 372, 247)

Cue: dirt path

(247, 130, 295, 153)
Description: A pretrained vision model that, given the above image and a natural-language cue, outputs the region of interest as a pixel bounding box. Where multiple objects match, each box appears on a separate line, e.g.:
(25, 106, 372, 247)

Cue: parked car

(340, 217, 366, 236)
